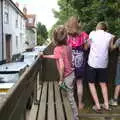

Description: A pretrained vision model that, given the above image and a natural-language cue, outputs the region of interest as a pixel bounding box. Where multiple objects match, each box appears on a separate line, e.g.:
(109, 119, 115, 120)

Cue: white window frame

(16, 36, 18, 49)
(4, 0, 9, 24)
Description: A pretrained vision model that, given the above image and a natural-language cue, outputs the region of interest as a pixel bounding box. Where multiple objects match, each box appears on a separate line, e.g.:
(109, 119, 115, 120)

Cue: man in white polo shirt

(87, 22, 115, 113)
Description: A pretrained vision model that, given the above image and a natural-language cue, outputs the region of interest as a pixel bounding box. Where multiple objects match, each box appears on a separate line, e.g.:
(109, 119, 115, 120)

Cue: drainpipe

(1, 0, 4, 61)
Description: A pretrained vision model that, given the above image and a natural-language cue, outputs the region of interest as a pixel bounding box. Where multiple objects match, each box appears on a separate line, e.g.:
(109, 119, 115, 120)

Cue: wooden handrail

(0, 57, 42, 120)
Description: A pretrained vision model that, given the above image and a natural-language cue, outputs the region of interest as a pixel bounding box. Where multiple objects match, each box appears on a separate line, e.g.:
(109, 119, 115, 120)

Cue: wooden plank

(37, 85, 42, 102)
(37, 82, 48, 120)
(26, 85, 42, 120)
(79, 114, 120, 118)
(54, 81, 65, 120)
(47, 81, 55, 120)
(61, 90, 73, 120)
(26, 105, 38, 120)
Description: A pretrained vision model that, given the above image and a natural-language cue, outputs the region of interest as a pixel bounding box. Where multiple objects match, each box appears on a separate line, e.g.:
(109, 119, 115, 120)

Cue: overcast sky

(13, 0, 59, 30)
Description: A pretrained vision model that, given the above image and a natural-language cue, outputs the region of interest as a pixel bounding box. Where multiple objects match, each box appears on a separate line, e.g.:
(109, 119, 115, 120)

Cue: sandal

(100, 104, 112, 111)
(92, 106, 103, 113)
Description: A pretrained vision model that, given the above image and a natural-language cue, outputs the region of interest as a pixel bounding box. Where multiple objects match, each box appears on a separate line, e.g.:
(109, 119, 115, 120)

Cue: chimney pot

(23, 7, 27, 15)
(15, 2, 19, 8)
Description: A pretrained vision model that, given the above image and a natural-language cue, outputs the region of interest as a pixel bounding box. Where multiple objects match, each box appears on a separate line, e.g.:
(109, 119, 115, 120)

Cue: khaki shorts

(64, 72, 75, 90)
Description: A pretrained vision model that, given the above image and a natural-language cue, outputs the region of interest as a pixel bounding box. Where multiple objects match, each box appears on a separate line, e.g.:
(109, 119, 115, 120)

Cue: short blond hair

(96, 22, 107, 31)
(65, 16, 81, 34)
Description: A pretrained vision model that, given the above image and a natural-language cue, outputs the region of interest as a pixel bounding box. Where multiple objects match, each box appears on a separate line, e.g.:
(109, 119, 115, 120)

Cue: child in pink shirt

(42, 25, 79, 120)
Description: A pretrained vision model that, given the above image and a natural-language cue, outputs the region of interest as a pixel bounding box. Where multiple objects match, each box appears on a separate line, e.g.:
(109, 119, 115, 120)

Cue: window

(20, 17, 22, 29)
(28, 18, 33, 24)
(16, 13, 18, 28)
(4, 0, 9, 24)
(16, 36, 18, 49)
(4, 12, 9, 24)
(20, 33, 22, 47)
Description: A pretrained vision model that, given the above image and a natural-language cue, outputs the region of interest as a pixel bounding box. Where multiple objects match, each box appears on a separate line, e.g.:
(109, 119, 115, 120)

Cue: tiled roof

(10, 0, 27, 19)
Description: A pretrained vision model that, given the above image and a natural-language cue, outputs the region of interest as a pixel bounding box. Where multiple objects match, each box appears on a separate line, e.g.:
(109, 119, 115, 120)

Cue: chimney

(23, 7, 27, 15)
(15, 2, 19, 8)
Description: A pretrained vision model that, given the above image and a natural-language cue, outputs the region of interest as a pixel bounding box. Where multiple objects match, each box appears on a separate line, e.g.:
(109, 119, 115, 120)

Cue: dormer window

(28, 18, 33, 24)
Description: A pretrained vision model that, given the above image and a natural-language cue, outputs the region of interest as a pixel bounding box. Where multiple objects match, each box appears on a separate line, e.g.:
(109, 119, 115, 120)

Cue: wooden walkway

(26, 81, 73, 120)
(26, 81, 120, 120)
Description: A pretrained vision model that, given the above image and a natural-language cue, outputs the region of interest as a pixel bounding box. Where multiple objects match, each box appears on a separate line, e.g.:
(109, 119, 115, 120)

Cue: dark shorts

(115, 63, 120, 85)
(72, 47, 87, 80)
(87, 64, 108, 83)
(74, 68, 85, 79)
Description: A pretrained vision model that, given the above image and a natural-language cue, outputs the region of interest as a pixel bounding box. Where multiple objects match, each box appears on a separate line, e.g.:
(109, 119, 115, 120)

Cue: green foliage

(53, 0, 120, 37)
(37, 22, 48, 45)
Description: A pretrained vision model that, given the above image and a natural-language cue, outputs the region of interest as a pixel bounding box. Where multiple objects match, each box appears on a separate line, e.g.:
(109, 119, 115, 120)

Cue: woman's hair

(53, 25, 67, 46)
(65, 16, 81, 35)
(96, 22, 107, 31)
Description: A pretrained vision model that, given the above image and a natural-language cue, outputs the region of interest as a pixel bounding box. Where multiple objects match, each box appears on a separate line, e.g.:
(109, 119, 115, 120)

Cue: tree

(37, 22, 48, 45)
(53, 0, 78, 25)
(53, 0, 120, 36)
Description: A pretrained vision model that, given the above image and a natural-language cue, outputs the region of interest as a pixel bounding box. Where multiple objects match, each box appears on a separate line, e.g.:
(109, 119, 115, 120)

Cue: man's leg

(114, 63, 120, 100)
(109, 85, 120, 106)
(114, 85, 120, 100)
(99, 82, 109, 109)
(89, 83, 101, 109)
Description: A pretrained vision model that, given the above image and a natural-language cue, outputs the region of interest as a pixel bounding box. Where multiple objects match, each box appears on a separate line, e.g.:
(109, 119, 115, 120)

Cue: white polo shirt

(88, 30, 114, 68)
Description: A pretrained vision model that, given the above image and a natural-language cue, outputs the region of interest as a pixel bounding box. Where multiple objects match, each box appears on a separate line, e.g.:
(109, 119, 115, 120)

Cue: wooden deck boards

(47, 82, 55, 120)
(28, 81, 120, 120)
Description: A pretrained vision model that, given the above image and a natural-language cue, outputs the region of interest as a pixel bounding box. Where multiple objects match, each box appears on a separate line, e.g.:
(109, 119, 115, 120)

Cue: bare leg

(76, 79, 84, 109)
(114, 85, 120, 99)
(89, 83, 101, 109)
(99, 82, 109, 109)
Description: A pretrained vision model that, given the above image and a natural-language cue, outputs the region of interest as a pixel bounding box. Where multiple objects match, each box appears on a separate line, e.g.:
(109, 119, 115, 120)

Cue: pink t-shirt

(67, 32, 89, 48)
(54, 45, 73, 77)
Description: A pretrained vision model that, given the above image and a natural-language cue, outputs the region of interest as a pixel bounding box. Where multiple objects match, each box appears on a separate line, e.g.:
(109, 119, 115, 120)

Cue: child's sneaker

(109, 99, 118, 106)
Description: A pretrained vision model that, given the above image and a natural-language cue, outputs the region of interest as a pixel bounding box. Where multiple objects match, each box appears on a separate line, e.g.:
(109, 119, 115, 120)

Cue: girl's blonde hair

(65, 16, 81, 34)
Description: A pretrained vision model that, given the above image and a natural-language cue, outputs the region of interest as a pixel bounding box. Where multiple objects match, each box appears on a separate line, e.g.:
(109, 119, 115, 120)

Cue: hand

(58, 80, 63, 86)
(40, 54, 44, 58)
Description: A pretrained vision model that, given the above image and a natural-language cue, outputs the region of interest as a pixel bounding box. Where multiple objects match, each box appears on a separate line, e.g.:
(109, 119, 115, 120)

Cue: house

(0, 0, 26, 64)
(0, 0, 4, 64)
(23, 7, 37, 50)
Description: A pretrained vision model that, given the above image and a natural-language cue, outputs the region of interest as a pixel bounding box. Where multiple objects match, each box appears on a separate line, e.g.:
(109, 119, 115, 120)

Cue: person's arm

(109, 37, 117, 50)
(58, 58, 64, 84)
(81, 32, 89, 50)
(84, 31, 93, 50)
(42, 55, 56, 59)
(84, 39, 90, 50)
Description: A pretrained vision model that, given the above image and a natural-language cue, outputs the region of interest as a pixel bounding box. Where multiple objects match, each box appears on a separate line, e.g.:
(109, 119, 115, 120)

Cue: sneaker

(109, 99, 118, 106)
